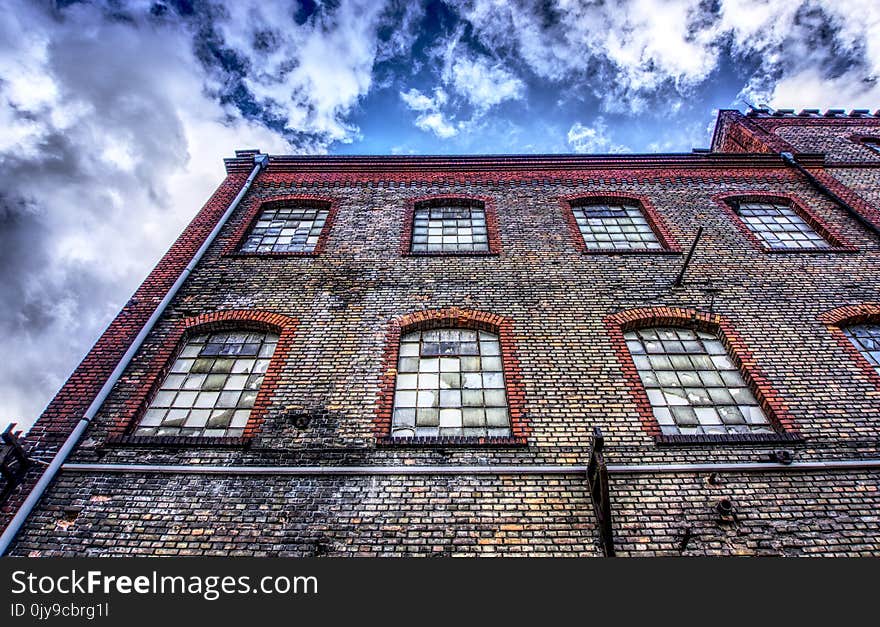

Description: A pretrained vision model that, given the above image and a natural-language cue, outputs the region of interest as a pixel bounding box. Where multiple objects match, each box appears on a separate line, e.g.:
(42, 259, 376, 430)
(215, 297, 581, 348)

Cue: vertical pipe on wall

(0, 154, 268, 556)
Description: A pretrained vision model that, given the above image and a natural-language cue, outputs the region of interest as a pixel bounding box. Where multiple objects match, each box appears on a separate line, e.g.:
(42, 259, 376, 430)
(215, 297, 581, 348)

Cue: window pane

(138, 330, 279, 437)
(735, 202, 830, 249)
(411, 203, 490, 253)
(240, 205, 329, 254)
(391, 327, 510, 437)
(843, 324, 880, 375)
(572, 204, 663, 251)
(623, 326, 773, 436)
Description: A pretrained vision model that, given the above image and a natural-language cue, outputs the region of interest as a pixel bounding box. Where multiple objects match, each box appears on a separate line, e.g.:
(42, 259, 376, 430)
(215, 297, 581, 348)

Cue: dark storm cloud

(0, 0, 290, 428)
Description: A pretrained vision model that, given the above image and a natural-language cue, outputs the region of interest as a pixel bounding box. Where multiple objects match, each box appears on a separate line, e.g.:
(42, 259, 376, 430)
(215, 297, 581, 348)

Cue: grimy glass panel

(735, 202, 830, 249)
(240, 206, 329, 253)
(843, 324, 880, 375)
(391, 328, 510, 438)
(136, 330, 279, 437)
(624, 327, 774, 436)
(571, 204, 662, 250)
(411, 204, 489, 253)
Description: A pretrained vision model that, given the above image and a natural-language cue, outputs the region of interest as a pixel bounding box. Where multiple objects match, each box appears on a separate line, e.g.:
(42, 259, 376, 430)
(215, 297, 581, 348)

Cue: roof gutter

(0, 154, 267, 556)
(780, 151, 880, 238)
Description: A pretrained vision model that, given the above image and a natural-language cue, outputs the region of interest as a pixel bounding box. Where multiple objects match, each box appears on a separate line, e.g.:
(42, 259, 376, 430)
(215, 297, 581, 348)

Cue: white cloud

(400, 88, 459, 138)
(733, 1, 880, 110)
(209, 0, 388, 146)
(414, 112, 460, 138)
(759, 69, 880, 110)
(401, 26, 525, 139)
(0, 1, 347, 431)
(400, 87, 448, 111)
(377, 0, 426, 62)
(445, 53, 525, 110)
(448, 0, 719, 111)
(447, 0, 880, 114)
(566, 119, 630, 154)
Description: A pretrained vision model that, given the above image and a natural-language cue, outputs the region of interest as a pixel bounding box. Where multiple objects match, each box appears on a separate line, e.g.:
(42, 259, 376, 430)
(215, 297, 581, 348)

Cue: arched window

(240, 201, 330, 254)
(136, 330, 279, 437)
(411, 200, 489, 253)
(570, 200, 663, 251)
(624, 326, 774, 436)
(731, 200, 832, 250)
(842, 324, 880, 375)
(391, 327, 510, 438)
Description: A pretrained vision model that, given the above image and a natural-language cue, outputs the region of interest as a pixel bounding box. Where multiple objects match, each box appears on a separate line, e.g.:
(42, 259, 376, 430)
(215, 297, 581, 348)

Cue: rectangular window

(136, 331, 278, 438)
(240, 206, 329, 254)
(411, 205, 489, 253)
(735, 202, 830, 249)
(572, 204, 663, 251)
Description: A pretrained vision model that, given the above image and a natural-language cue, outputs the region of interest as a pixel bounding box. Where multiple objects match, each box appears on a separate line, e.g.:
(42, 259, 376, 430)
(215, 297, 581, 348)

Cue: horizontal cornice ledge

(255, 152, 826, 174)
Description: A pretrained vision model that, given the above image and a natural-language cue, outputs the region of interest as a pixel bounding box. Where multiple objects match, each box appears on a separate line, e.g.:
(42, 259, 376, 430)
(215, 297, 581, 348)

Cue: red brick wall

(6, 118, 880, 556)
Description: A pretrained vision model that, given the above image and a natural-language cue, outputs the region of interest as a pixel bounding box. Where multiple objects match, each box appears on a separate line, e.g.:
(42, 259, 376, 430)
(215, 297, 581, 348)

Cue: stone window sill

(581, 248, 682, 256)
(105, 435, 251, 448)
(376, 435, 527, 447)
(655, 432, 803, 446)
(403, 251, 500, 258)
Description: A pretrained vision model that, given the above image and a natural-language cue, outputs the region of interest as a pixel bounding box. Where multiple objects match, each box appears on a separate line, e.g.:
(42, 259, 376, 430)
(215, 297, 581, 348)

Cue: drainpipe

(780, 152, 880, 238)
(0, 153, 268, 556)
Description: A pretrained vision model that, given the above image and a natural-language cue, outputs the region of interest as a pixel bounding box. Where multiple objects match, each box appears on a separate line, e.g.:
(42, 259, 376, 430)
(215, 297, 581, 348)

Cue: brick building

(2, 108, 880, 556)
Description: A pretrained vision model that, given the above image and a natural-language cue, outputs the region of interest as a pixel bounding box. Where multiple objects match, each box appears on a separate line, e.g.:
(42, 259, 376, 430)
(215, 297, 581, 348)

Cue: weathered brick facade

(3, 111, 880, 556)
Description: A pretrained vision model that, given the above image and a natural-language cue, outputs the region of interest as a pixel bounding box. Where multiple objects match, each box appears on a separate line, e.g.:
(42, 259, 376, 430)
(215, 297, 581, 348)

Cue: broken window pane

(138, 330, 279, 437)
(240, 205, 329, 254)
(623, 326, 773, 436)
(571, 203, 663, 251)
(391, 327, 510, 438)
(734, 201, 830, 249)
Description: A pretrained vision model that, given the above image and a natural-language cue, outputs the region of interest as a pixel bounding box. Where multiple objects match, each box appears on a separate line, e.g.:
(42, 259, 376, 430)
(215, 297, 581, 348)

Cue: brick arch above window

(714, 191, 856, 253)
(560, 192, 681, 254)
(376, 307, 528, 445)
(108, 309, 298, 446)
(819, 303, 880, 387)
(224, 194, 339, 257)
(400, 194, 501, 256)
(604, 307, 800, 444)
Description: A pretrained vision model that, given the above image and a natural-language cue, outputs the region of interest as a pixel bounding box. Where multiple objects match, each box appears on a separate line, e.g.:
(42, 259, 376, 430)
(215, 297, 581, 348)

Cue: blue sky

(1, 0, 878, 430)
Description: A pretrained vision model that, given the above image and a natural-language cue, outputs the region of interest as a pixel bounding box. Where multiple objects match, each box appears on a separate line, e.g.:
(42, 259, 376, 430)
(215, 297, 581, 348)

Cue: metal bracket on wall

(0, 424, 32, 505)
(586, 426, 616, 557)
(673, 226, 704, 288)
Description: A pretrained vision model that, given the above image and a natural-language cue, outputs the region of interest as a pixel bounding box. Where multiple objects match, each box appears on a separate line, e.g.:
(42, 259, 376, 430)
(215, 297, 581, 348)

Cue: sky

(1, 0, 879, 432)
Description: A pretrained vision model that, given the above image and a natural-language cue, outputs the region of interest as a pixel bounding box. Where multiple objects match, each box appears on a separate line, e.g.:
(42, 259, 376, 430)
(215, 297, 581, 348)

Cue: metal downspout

(0, 153, 267, 556)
